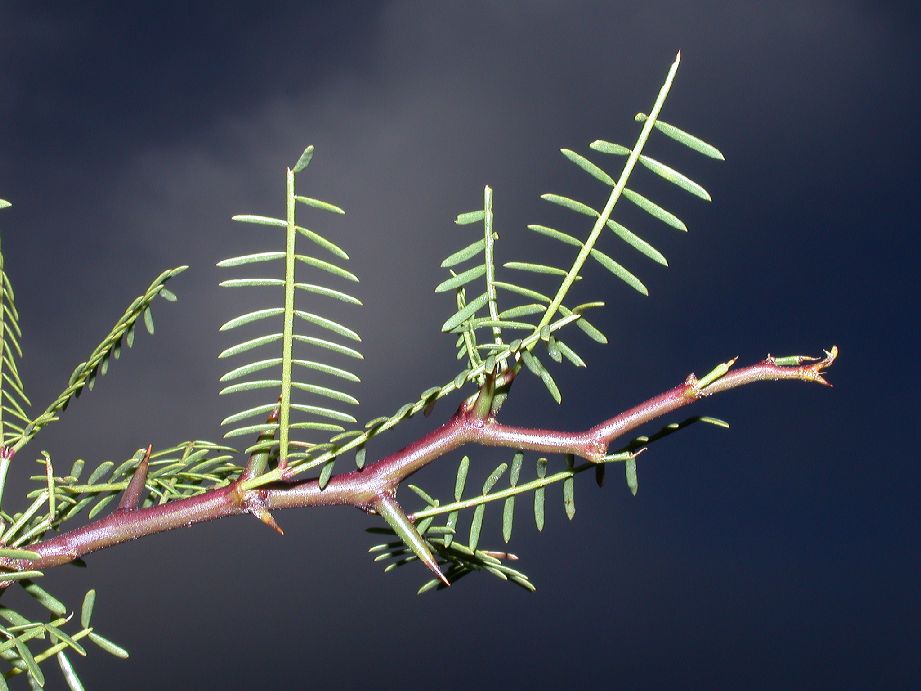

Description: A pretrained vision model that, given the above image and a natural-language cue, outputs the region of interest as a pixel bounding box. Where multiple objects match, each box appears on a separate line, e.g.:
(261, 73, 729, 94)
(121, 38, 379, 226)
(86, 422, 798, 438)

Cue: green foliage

(0, 54, 731, 683)
(0, 589, 126, 689)
(218, 146, 363, 475)
(0, 202, 226, 685)
(370, 415, 729, 591)
(434, 52, 721, 406)
(11, 266, 187, 455)
(0, 203, 29, 451)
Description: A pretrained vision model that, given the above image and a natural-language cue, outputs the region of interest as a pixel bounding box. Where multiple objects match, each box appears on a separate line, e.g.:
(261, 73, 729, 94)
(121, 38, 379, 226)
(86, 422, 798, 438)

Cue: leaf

(295, 255, 358, 282)
(217, 251, 285, 267)
(21, 580, 67, 616)
(504, 262, 571, 277)
(0, 549, 40, 560)
(589, 249, 648, 295)
(441, 292, 489, 333)
(468, 505, 485, 551)
(295, 283, 362, 305)
(294, 311, 361, 341)
(455, 209, 485, 225)
(292, 145, 314, 173)
(0, 571, 43, 582)
(521, 351, 561, 404)
(142, 307, 154, 334)
(441, 239, 486, 267)
(560, 148, 615, 185)
(606, 219, 668, 266)
(635, 114, 725, 160)
(295, 226, 349, 260)
(625, 457, 638, 496)
(231, 215, 287, 227)
(58, 652, 85, 691)
(295, 196, 345, 215)
(527, 224, 582, 247)
(555, 340, 586, 367)
(534, 458, 548, 531)
(454, 456, 470, 501)
(638, 155, 711, 201)
(563, 455, 575, 520)
(13, 636, 43, 686)
(540, 193, 596, 217)
(622, 188, 687, 231)
(318, 459, 335, 490)
(589, 140, 631, 156)
(88, 632, 129, 659)
(219, 308, 284, 331)
(434, 265, 486, 293)
(503, 453, 523, 543)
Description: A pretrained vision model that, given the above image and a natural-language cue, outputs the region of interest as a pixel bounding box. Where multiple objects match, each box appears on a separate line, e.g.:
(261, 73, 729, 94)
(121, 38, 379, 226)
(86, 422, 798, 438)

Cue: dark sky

(1, 1, 919, 688)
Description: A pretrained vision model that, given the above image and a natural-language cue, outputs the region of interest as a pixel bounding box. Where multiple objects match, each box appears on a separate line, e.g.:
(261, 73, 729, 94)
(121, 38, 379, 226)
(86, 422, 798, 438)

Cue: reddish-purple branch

(4, 348, 836, 579)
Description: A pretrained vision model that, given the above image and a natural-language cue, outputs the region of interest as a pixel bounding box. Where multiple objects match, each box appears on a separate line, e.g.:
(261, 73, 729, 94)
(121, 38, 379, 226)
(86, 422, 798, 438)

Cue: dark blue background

(1, 2, 918, 688)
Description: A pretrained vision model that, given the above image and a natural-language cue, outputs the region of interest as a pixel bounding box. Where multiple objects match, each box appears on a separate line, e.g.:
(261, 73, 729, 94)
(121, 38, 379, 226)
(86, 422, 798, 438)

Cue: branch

(1, 347, 836, 578)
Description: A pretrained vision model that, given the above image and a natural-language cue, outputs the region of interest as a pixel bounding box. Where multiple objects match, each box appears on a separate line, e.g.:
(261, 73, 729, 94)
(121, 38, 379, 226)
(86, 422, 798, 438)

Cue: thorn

(254, 508, 285, 536)
(118, 444, 151, 511)
(374, 494, 449, 586)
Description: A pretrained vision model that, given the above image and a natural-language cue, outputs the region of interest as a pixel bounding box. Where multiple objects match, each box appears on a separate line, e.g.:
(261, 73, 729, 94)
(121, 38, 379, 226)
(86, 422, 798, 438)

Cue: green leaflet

(441, 239, 486, 267)
(293, 146, 314, 173)
(541, 193, 596, 217)
(220, 147, 362, 479)
(504, 262, 572, 277)
(589, 249, 648, 296)
(294, 310, 361, 341)
(622, 188, 687, 231)
(217, 251, 285, 267)
(295, 196, 345, 215)
(635, 114, 726, 160)
(521, 351, 562, 403)
(220, 358, 358, 383)
(455, 209, 485, 225)
(442, 292, 489, 333)
(534, 457, 548, 531)
(295, 226, 349, 260)
(434, 265, 486, 293)
(527, 224, 582, 247)
(606, 219, 668, 266)
(625, 457, 639, 495)
(295, 254, 359, 282)
(637, 155, 711, 201)
(232, 214, 287, 227)
(220, 308, 285, 331)
(563, 455, 576, 520)
(560, 148, 616, 186)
